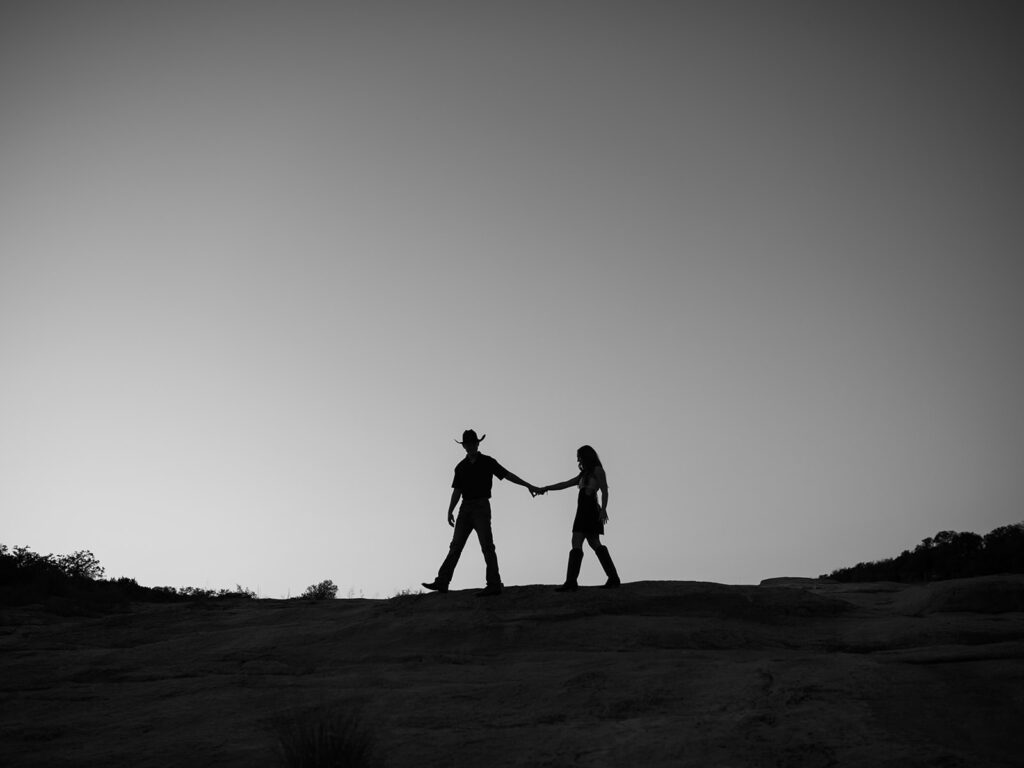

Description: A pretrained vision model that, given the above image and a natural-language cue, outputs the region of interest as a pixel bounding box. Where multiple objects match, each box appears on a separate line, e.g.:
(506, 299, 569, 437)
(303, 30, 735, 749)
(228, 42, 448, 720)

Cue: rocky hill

(3, 576, 1024, 767)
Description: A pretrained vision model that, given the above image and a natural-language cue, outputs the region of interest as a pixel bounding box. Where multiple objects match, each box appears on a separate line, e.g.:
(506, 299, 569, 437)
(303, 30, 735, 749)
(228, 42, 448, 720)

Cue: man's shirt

(452, 454, 508, 500)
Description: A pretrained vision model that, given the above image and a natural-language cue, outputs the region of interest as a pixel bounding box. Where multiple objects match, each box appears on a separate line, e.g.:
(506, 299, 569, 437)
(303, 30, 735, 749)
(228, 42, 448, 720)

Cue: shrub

(0, 544, 257, 607)
(823, 522, 1024, 582)
(0, 545, 105, 580)
(301, 580, 338, 600)
(54, 550, 105, 580)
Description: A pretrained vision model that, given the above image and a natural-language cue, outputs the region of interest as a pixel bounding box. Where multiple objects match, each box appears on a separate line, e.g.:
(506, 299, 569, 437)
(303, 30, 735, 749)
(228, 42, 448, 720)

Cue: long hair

(577, 445, 603, 474)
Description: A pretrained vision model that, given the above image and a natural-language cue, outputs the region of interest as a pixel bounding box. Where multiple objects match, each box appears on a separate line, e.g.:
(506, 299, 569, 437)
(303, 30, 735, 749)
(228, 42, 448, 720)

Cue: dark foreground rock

(2, 577, 1023, 767)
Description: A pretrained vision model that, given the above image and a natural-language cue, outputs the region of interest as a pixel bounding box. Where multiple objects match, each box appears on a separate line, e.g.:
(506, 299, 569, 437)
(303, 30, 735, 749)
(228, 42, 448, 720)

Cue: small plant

(301, 579, 338, 600)
(153, 584, 257, 600)
(389, 588, 423, 599)
(273, 705, 379, 768)
(175, 586, 218, 599)
(216, 584, 257, 599)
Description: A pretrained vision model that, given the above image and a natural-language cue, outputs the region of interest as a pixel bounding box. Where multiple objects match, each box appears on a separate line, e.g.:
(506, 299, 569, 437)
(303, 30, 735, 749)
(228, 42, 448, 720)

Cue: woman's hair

(577, 445, 603, 473)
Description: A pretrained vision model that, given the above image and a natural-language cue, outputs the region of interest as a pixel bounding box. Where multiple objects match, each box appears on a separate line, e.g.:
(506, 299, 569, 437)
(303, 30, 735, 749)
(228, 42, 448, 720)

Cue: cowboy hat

(455, 429, 486, 445)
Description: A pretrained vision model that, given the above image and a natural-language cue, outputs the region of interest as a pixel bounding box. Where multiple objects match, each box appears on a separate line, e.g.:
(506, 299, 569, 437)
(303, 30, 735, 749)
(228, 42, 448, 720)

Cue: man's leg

(472, 502, 502, 589)
(429, 509, 474, 589)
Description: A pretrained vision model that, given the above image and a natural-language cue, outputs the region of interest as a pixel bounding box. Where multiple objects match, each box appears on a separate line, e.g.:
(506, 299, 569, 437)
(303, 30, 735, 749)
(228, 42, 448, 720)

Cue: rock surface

(3, 576, 1024, 767)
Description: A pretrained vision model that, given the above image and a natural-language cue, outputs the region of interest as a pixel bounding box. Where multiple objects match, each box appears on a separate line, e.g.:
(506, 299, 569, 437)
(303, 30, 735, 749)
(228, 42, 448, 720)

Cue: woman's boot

(555, 549, 584, 592)
(595, 545, 620, 588)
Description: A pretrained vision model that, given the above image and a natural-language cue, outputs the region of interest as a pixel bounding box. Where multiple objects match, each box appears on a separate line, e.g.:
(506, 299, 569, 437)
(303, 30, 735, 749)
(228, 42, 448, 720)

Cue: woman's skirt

(572, 490, 604, 535)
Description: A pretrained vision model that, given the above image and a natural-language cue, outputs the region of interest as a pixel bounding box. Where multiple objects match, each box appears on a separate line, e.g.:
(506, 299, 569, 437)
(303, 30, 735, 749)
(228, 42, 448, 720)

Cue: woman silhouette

(536, 445, 620, 591)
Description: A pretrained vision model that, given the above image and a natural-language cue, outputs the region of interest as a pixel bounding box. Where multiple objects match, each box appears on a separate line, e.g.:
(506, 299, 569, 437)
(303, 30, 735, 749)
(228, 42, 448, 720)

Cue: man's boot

(421, 580, 449, 593)
(555, 549, 584, 592)
(595, 545, 620, 588)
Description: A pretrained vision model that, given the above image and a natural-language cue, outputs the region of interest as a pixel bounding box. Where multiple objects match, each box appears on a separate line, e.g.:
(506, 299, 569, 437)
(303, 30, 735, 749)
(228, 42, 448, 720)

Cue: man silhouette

(422, 429, 538, 597)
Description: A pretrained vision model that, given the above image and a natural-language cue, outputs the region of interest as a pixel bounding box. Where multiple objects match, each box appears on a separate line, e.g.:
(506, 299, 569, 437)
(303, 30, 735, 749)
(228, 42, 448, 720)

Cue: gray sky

(3, 1, 1022, 597)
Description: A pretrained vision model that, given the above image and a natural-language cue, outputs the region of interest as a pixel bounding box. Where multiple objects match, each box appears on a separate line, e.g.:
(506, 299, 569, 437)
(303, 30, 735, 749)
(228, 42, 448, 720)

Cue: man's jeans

(436, 499, 502, 587)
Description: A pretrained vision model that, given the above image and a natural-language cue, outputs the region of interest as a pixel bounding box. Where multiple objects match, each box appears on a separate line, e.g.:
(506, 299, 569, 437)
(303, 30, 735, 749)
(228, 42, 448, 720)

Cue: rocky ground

(3, 575, 1024, 767)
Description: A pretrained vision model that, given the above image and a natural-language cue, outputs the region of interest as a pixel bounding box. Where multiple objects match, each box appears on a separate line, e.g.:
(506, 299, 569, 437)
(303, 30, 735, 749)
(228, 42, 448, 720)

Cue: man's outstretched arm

(503, 471, 540, 495)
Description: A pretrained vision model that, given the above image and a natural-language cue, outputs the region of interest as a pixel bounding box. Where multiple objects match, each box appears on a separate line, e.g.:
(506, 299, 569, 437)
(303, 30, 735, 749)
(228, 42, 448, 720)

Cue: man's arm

(447, 488, 461, 527)
(504, 470, 545, 496)
(492, 457, 540, 494)
(502, 471, 536, 491)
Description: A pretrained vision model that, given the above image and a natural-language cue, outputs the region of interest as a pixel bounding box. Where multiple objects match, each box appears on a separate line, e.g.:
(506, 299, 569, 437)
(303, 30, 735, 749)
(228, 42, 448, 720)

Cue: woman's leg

(594, 537, 621, 588)
(556, 533, 586, 591)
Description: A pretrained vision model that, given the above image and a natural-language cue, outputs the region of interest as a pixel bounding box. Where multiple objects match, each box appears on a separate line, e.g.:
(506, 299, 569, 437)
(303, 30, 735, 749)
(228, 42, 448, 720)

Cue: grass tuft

(273, 705, 380, 768)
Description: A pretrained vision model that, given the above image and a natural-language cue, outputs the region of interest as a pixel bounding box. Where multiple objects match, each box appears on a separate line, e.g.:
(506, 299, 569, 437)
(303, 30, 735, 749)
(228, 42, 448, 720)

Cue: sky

(2, 1, 1022, 598)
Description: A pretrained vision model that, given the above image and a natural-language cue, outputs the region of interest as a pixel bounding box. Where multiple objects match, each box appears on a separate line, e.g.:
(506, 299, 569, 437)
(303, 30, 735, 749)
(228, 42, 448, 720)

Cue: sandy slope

(2, 576, 1023, 767)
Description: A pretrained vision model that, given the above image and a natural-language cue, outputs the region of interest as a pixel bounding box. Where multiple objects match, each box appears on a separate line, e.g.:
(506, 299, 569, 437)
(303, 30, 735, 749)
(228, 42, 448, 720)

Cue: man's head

(456, 429, 485, 455)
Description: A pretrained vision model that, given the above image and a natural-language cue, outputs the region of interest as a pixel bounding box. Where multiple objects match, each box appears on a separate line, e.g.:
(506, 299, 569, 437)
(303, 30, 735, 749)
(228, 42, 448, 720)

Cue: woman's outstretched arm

(541, 473, 582, 493)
